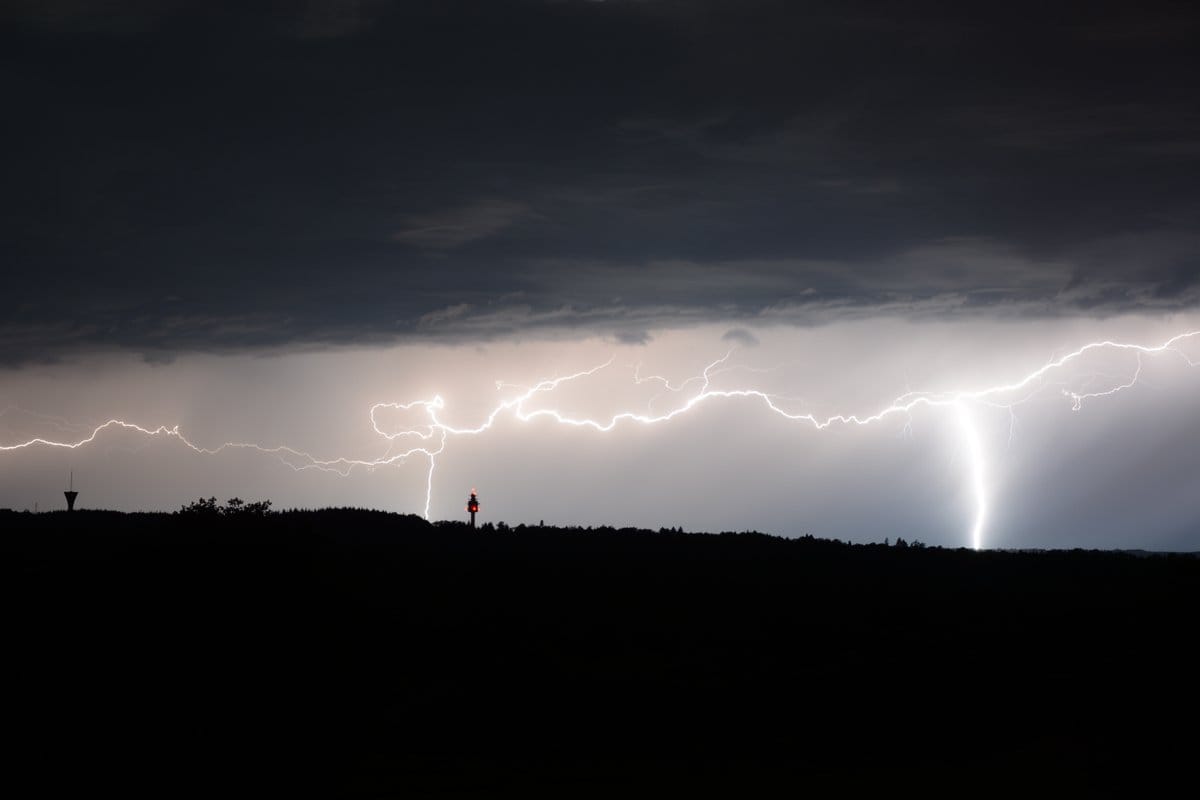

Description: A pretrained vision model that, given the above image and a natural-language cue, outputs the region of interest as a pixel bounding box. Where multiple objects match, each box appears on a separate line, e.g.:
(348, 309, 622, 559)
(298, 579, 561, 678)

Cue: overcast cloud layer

(4, 1, 1200, 363)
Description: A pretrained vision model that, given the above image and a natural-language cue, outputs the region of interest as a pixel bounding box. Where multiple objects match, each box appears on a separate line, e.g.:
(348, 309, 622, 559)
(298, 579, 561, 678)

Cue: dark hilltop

(5, 507, 1199, 796)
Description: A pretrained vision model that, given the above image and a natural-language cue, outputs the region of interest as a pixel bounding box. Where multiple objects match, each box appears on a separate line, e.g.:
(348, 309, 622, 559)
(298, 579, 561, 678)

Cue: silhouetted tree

(180, 497, 221, 515)
(178, 497, 273, 516)
(238, 499, 273, 516)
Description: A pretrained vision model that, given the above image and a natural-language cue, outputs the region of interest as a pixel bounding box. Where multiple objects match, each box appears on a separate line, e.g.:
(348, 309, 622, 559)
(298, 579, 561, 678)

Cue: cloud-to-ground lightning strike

(955, 403, 987, 552)
(3, 330, 1199, 548)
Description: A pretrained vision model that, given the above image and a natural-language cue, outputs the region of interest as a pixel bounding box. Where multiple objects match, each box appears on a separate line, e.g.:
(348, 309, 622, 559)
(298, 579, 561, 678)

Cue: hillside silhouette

(5, 507, 1199, 796)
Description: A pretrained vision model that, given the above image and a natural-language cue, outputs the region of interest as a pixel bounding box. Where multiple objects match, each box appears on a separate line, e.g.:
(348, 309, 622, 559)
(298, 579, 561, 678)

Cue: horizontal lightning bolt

(3, 330, 1198, 548)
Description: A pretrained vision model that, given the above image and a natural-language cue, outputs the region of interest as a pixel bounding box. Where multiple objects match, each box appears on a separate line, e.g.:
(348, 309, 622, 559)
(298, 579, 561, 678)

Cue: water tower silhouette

(64, 471, 78, 512)
(466, 489, 480, 528)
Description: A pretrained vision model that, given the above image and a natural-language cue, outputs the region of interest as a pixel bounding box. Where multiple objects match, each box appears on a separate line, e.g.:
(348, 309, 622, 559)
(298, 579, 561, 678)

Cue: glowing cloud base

(3, 331, 1198, 548)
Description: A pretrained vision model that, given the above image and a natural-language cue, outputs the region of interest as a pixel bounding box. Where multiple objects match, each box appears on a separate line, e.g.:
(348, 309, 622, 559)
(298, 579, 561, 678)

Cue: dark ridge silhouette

(4, 508, 1198, 796)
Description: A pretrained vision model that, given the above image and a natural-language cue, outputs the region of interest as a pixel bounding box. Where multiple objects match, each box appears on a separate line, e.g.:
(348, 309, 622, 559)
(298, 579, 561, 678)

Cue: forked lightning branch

(4, 331, 1198, 548)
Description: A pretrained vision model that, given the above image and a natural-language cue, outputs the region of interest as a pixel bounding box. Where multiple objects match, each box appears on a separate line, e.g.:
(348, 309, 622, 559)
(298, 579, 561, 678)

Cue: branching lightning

(3, 330, 1199, 548)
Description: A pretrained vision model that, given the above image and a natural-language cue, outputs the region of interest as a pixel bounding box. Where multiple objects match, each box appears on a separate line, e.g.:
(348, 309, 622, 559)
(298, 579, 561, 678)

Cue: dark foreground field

(4, 509, 1199, 796)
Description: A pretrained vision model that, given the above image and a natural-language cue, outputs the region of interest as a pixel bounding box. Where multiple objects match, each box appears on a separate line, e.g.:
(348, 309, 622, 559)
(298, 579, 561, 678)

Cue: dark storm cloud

(3, 0, 1200, 363)
(722, 328, 759, 348)
(393, 199, 535, 250)
(612, 329, 652, 346)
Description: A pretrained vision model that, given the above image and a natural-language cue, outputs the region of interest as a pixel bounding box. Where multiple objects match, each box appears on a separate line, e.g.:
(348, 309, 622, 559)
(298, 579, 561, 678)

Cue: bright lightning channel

(955, 403, 986, 552)
(3, 330, 1198, 548)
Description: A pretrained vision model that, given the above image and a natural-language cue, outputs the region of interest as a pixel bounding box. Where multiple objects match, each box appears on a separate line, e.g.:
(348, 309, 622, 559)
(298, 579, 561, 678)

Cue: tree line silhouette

(4, 505, 1197, 795)
(179, 496, 273, 516)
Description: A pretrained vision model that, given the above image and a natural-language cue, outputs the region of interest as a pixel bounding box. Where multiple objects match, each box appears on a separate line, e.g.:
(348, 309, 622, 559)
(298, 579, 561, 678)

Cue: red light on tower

(466, 488, 480, 528)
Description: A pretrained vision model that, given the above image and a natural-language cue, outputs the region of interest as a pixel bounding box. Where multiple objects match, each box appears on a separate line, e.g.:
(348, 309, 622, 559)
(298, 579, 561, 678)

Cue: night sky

(3, 1, 1200, 548)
